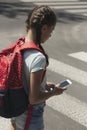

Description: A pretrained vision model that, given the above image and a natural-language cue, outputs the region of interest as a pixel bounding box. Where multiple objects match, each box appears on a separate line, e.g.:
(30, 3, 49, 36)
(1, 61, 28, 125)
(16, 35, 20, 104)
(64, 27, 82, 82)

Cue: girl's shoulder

(23, 49, 45, 60)
(23, 50, 46, 72)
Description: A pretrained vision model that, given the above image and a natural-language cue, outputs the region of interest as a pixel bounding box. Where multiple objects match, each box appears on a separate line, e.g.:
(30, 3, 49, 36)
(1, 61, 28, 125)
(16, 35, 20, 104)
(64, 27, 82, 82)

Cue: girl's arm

(29, 69, 66, 105)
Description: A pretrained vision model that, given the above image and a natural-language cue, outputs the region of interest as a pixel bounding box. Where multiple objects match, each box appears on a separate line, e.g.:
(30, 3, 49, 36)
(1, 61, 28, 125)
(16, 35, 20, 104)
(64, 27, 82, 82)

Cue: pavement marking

(48, 5, 87, 10)
(66, 9, 87, 13)
(68, 51, 87, 62)
(47, 92, 87, 127)
(0, 118, 11, 130)
(48, 58, 87, 86)
(20, 0, 78, 2)
(20, 1, 87, 5)
(18, 4, 87, 10)
(20, 0, 87, 16)
(20, 0, 87, 9)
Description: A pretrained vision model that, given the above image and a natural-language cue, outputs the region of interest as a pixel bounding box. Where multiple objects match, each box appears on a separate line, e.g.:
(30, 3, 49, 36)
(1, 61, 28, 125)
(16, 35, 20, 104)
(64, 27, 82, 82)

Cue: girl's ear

(41, 25, 48, 34)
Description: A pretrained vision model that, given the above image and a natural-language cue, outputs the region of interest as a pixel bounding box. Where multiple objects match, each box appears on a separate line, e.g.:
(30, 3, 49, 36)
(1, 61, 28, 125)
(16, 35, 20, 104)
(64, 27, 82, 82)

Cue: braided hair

(25, 5, 57, 65)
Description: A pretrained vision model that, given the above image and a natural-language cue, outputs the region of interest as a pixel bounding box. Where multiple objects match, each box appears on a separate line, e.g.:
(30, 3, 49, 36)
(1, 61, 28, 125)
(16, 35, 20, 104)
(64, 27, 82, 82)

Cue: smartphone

(59, 79, 72, 88)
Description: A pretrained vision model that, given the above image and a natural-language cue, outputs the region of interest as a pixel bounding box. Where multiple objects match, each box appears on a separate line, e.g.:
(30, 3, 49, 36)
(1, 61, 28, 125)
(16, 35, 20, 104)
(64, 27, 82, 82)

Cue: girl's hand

(46, 82, 67, 95)
(53, 84, 67, 95)
(45, 82, 55, 91)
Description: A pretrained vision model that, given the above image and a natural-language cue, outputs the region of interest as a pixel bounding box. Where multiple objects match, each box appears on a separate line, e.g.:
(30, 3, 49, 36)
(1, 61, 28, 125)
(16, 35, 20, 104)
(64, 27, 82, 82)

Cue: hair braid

(25, 5, 57, 65)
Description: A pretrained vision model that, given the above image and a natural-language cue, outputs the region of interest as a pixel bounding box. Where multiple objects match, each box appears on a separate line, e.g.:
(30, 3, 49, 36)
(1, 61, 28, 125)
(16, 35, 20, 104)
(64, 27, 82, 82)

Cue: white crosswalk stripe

(20, 0, 78, 2)
(20, 0, 87, 16)
(69, 51, 87, 62)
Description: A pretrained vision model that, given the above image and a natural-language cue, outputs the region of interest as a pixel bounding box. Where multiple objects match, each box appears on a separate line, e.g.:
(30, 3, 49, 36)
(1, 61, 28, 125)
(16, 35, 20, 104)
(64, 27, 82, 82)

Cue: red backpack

(0, 37, 45, 119)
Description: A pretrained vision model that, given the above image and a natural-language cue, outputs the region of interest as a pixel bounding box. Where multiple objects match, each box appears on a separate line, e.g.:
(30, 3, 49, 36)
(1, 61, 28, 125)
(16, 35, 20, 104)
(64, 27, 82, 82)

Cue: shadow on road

(56, 11, 87, 23)
(0, 1, 87, 23)
(0, 1, 35, 18)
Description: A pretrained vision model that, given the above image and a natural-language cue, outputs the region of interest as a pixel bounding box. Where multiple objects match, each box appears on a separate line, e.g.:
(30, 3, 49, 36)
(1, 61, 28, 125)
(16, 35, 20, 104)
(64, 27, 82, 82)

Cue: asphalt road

(0, 0, 87, 130)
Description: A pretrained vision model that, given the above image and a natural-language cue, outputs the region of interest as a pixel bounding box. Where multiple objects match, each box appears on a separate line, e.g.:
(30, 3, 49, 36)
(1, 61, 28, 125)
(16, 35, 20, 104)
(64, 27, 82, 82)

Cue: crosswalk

(0, 0, 87, 130)
(47, 56, 87, 128)
(20, 0, 87, 16)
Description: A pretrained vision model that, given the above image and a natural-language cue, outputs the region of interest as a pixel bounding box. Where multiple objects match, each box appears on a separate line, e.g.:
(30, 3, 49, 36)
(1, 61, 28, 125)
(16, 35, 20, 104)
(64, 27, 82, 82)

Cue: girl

(11, 5, 66, 130)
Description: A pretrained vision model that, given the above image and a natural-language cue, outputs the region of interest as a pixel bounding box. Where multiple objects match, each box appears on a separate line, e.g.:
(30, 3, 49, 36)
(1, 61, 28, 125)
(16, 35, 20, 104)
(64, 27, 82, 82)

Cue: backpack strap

(18, 37, 46, 57)
(20, 42, 43, 54)
(24, 105, 33, 130)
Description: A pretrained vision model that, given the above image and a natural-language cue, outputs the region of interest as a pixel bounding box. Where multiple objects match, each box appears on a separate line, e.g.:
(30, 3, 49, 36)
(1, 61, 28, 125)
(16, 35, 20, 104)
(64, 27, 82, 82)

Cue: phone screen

(60, 79, 72, 88)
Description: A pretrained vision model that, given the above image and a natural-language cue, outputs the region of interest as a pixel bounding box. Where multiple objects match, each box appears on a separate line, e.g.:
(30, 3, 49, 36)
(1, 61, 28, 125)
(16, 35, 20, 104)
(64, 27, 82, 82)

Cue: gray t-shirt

(23, 50, 46, 95)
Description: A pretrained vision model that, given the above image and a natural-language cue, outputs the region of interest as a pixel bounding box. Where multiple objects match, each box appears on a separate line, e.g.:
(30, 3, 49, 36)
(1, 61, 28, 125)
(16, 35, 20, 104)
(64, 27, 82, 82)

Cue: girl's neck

(25, 29, 36, 43)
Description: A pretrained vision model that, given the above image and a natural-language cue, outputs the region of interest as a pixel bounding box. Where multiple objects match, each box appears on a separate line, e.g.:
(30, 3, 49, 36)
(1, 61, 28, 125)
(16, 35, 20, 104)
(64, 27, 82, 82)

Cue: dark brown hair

(25, 5, 57, 65)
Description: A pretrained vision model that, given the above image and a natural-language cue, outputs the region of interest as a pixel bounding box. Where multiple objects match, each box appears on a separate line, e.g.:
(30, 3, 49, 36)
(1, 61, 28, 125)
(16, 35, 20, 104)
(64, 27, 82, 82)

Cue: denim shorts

(11, 103, 45, 130)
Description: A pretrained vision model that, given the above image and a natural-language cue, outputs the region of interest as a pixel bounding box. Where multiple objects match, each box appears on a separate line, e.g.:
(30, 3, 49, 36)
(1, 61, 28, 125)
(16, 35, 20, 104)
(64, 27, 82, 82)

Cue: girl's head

(25, 5, 57, 45)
